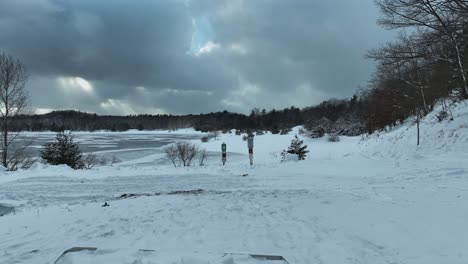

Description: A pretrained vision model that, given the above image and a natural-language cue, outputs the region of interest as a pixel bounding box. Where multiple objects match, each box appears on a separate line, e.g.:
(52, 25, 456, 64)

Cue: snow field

(0, 101, 468, 263)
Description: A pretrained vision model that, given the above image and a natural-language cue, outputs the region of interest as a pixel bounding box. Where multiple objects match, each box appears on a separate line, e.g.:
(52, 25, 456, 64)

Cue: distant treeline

(8, 97, 368, 135)
(8, 87, 464, 137)
(7, 93, 396, 136)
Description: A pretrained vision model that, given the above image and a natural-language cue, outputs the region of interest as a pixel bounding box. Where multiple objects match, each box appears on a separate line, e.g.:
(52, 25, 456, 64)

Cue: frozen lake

(20, 131, 205, 166)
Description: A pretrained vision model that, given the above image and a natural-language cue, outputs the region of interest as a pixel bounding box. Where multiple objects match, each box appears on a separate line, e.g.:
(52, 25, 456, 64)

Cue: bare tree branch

(0, 53, 30, 170)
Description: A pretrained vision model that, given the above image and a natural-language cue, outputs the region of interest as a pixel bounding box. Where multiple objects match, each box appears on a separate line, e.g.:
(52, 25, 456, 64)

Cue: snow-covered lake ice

(21, 130, 205, 166)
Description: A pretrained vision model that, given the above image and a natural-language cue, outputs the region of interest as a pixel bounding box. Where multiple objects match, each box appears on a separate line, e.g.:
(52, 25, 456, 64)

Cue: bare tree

(176, 142, 198, 166)
(368, 39, 431, 146)
(0, 53, 29, 170)
(368, 33, 432, 113)
(198, 149, 207, 166)
(370, 0, 468, 144)
(447, 0, 468, 13)
(375, 0, 468, 98)
(164, 142, 200, 167)
(19, 157, 39, 170)
(82, 153, 99, 170)
(164, 144, 180, 167)
(8, 144, 35, 170)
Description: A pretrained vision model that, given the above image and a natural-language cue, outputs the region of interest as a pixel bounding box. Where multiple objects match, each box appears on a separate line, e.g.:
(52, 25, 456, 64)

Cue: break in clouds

(0, 0, 393, 115)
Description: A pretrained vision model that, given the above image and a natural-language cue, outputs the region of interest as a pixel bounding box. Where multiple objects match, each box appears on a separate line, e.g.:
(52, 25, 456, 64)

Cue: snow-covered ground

(1, 102, 468, 264)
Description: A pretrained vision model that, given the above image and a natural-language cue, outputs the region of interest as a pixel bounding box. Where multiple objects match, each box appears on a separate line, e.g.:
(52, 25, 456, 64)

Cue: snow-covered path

(0, 173, 251, 209)
(1, 154, 467, 264)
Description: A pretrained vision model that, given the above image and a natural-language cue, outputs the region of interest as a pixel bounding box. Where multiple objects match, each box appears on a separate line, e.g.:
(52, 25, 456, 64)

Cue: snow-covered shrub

(256, 131, 265, 136)
(18, 157, 38, 170)
(81, 153, 101, 170)
(198, 149, 207, 166)
(281, 150, 287, 162)
(287, 135, 309, 160)
(280, 127, 292, 135)
(331, 114, 366, 136)
(305, 117, 333, 133)
(436, 110, 449, 122)
(209, 131, 220, 140)
(40, 131, 84, 169)
(328, 134, 340, 142)
(235, 130, 241, 135)
(84, 154, 97, 169)
(305, 114, 366, 137)
(281, 150, 300, 162)
(280, 150, 297, 162)
(164, 142, 200, 167)
(201, 136, 210, 143)
(309, 126, 325, 138)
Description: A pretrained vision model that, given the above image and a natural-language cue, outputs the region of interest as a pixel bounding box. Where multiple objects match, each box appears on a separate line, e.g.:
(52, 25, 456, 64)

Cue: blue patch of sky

(189, 16, 215, 55)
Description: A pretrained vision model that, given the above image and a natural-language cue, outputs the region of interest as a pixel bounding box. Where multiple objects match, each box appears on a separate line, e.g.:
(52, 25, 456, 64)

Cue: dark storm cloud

(194, 0, 392, 101)
(0, 0, 217, 88)
(0, 0, 393, 114)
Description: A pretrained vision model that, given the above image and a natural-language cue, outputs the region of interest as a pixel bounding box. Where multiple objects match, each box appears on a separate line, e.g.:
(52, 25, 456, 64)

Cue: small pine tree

(287, 135, 309, 160)
(40, 131, 84, 169)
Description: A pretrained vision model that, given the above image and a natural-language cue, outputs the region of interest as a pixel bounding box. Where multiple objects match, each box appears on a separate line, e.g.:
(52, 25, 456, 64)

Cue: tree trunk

(416, 111, 420, 146)
(2, 128, 7, 167)
(453, 35, 468, 98)
(0, 53, 29, 170)
(2, 94, 8, 168)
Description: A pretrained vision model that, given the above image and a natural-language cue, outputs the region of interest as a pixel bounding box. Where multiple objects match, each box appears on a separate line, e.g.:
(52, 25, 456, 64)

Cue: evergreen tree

(287, 135, 309, 160)
(40, 131, 84, 169)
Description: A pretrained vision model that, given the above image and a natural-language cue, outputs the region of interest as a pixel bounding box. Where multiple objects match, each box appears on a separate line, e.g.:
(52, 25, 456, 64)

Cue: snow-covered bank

(360, 100, 468, 159)
(0, 102, 468, 264)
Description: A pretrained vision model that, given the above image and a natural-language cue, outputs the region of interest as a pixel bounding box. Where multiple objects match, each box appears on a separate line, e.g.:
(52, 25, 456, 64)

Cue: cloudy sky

(0, 0, 393, 115)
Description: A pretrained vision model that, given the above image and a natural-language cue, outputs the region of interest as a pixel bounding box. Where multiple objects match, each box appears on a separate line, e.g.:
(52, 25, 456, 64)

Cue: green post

(221, 142, 227, 165)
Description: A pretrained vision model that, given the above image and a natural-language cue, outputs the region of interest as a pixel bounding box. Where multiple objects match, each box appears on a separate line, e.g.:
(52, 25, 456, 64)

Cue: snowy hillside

(360, 100, 468, 159)
(0, 102, 467, 264)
